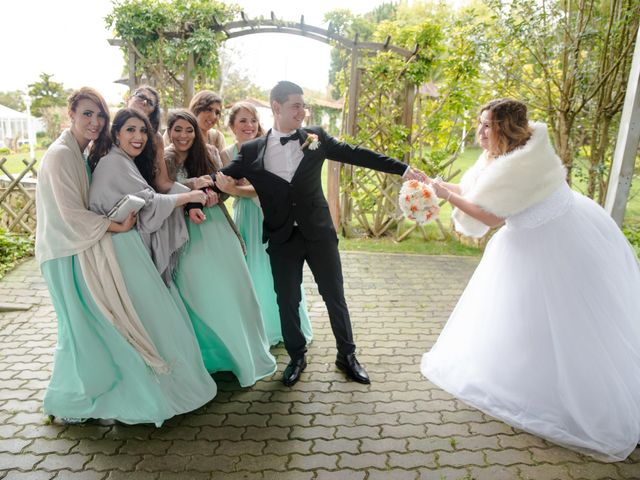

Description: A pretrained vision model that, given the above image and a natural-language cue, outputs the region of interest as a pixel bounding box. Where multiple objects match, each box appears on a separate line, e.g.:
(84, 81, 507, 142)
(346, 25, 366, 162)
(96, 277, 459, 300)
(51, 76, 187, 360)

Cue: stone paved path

(0, 253, 638, 480)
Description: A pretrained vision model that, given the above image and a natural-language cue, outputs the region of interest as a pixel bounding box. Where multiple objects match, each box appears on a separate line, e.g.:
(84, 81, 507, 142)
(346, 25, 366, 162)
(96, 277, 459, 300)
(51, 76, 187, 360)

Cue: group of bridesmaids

(35, 85, 312, 426)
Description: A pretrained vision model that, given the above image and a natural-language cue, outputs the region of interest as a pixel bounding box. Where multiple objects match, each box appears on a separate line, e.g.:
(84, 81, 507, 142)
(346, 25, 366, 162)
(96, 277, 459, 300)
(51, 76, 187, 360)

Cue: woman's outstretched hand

(215, 172, 236, 194)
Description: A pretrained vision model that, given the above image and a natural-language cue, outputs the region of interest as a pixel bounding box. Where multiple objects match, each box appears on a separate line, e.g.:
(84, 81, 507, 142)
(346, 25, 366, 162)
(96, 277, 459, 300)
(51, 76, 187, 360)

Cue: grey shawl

(89, 146, 189, 284)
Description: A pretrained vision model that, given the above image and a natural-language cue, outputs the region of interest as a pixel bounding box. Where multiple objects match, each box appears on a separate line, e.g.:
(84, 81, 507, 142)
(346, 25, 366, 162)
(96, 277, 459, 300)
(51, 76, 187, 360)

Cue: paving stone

(485, 448, 533, 466)
(53, 471, 107, 480)
(388, 452, 436, 469)
(237, 454, 287, 472)
(71, 439, 122, 455)
(210, 472, 263, 480)
(0, 452, 43, 470)
(186, 455, 237, 473)
(197, 426, 245, 442)
(565, 462, 623, 479)
(118, 440, 171, 455)
(290, 426, 336, 440)
(253, 471, 313, 480)
(468, 465, 520, 480)
(381, 425, 426, 438)
(25, 438, 80, 455)
(338, 452, 387, 469)
(263, 440, 313, 455)
(2, 472, 56, 480)
(105, 472, 157, 480)
(288, 453, 339, 470)
(367, 469, 418, 480)
(418, 468, 471, 480)
(312, 438, 359, 454)
(0, 438, 31, 453)
(38, 453, 91, 471)
(84, 453, 140, 471)
(437, 450, 486, 467)
(135, 455, 191, 472)
(314, 470, 366, 480)
(157, 473, 209, 480)
(530, 447, 590, 464)
(518, 464, 572, 480)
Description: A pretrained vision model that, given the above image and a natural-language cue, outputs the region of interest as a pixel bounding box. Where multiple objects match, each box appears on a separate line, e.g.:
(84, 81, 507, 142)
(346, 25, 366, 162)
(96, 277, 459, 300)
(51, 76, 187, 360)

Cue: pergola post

(605, 27, 640, 226)
(127, 42, 137, 92)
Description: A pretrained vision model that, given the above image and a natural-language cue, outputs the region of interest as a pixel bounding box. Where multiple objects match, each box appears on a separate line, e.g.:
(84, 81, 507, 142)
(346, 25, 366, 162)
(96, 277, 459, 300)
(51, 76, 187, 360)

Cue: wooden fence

(0, 158, 37, 235)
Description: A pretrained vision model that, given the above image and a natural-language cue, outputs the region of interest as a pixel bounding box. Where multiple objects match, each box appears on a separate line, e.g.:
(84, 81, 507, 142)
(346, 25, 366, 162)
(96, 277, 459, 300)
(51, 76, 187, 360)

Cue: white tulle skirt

(421, 184, 640, 461)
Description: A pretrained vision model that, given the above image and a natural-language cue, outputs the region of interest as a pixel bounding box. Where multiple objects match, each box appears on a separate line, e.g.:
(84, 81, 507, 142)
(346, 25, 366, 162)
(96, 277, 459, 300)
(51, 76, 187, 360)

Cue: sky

(0, 0, 407, 105)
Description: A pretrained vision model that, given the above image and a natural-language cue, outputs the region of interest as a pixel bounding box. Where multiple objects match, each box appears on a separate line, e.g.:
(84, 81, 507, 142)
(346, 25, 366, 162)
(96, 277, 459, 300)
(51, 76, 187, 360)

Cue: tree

(484, 0, 639, 197)
(107, 0, 239, 108)
(27, 73, 69, 117)
(0, 91, 25, 112)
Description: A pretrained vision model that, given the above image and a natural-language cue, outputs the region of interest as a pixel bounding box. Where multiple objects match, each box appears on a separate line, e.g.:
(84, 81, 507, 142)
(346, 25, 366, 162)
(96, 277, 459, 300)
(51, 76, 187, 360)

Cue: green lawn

(0, 150, 44, 175)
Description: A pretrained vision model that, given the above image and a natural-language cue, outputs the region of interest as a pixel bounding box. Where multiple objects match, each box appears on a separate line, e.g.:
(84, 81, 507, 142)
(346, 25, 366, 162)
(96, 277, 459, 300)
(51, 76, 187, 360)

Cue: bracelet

(446, 190, 453, 202)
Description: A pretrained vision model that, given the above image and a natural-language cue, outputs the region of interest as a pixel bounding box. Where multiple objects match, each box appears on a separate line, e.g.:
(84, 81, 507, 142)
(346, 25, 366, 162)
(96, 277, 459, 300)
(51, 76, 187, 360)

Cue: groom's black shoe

(282, 356, 307, 387)
(336, 353, 370, 384)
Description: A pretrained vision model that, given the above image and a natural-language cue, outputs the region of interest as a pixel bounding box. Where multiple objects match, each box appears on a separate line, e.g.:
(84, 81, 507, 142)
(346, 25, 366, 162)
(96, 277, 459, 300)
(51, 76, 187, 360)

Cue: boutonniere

(301, 133, 320, 151)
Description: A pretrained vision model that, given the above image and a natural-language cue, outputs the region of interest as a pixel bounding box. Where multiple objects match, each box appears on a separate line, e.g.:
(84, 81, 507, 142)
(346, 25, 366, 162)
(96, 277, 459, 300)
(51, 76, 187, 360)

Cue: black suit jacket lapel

(291, 128, 315, 183)
(256, 130, 270, 170)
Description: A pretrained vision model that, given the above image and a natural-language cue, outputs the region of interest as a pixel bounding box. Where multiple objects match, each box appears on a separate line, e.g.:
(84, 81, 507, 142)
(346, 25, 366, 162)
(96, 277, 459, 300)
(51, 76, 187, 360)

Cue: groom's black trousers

(266, 227, 356, 360)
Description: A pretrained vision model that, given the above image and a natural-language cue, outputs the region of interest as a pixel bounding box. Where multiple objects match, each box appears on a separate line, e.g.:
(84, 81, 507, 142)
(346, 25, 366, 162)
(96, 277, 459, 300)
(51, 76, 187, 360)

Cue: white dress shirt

(264, 129, 305, 183)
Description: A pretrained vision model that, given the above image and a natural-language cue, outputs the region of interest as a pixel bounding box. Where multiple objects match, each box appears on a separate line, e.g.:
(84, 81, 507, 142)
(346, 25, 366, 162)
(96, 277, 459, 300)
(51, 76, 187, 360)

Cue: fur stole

(452, 122, 566, 238)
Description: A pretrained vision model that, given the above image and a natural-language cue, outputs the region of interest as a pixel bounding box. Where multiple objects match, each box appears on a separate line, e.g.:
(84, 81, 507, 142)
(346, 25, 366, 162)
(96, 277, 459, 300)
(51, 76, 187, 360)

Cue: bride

(420, 98, 640, 461)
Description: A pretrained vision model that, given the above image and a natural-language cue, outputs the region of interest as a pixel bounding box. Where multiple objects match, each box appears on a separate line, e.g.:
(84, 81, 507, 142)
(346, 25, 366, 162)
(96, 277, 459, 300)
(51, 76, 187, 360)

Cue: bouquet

(398, 180, 440, 224)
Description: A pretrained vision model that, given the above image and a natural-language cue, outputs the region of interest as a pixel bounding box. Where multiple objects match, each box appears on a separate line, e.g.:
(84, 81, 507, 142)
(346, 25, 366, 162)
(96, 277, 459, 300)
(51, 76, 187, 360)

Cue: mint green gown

(41, 159, 217, 425)
(174, 203, 277, 387)
(226, 144, 313, 346)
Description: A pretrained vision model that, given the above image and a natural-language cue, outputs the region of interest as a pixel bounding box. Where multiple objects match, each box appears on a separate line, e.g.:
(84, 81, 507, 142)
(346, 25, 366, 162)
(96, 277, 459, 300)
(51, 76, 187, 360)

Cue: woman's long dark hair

(68, 87, 111, 170)
(110, 108, 156, 185)
(166, 109, 216, 177)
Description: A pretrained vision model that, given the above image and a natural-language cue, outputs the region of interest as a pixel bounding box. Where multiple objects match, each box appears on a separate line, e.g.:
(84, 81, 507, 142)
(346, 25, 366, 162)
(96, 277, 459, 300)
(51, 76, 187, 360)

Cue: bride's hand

(432, 181, 450, 199)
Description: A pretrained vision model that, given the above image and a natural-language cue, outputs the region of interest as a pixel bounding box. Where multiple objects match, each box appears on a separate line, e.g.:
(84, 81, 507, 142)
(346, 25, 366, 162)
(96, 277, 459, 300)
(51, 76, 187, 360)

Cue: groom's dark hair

(270, 81, 304, 105)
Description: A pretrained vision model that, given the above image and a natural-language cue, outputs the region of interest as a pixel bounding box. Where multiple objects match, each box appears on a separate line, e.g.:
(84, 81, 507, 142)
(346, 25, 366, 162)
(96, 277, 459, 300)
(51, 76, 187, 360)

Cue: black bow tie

(279, 132, 300, 145)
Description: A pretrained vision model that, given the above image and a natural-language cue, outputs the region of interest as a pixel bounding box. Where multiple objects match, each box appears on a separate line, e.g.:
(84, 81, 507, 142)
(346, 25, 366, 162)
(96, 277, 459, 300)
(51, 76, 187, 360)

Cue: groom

(215, 81, 426, 386)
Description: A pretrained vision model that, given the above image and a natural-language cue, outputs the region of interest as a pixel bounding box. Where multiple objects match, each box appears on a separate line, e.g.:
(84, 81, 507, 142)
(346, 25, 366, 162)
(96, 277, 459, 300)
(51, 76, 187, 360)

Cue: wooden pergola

(110, 11, 640, 230)
(110, 11, 418, 234)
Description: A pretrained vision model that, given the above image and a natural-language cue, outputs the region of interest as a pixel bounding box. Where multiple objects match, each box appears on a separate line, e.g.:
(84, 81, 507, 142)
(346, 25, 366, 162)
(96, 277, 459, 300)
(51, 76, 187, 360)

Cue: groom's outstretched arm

(318, 127, 425, 180)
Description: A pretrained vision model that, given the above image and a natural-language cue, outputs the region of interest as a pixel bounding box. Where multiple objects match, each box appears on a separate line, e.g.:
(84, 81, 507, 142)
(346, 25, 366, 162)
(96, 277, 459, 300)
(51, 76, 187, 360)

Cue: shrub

(623, 224, 640, 258)
(0, 229, 35, 279)
(0, 147, 10, 155)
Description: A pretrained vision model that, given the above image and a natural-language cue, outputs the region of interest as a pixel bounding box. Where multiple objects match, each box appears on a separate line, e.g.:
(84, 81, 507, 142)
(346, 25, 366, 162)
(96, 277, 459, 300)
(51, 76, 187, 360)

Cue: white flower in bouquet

(398, 180, 440, 225)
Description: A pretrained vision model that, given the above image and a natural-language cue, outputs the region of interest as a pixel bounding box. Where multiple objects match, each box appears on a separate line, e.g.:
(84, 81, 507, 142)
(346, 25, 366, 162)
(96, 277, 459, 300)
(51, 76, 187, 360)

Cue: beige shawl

(35, 129, 169, 374)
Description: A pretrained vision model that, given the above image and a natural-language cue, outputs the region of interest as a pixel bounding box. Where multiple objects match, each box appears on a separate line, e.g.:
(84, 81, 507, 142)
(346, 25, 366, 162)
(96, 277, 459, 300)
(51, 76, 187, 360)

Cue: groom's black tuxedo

(222, 127, 407, 244)
(219, 126, 408, 360)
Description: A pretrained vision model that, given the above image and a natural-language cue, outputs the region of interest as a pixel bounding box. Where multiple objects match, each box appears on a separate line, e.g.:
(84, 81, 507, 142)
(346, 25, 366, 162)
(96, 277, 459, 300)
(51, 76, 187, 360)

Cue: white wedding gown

(421, 183, 640, 461)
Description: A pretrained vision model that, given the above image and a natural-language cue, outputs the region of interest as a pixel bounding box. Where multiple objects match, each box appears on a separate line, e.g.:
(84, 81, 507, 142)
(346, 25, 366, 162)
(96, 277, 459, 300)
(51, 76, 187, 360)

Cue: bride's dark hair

(478, 99, 532, 157)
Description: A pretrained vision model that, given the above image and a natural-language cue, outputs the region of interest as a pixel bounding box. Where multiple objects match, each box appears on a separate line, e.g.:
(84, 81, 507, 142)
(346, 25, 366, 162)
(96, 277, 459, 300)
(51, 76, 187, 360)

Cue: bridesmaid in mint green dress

(164, 109, 276, 387)
(36, 90, 216, 426)
(219, 102, 313, 346)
